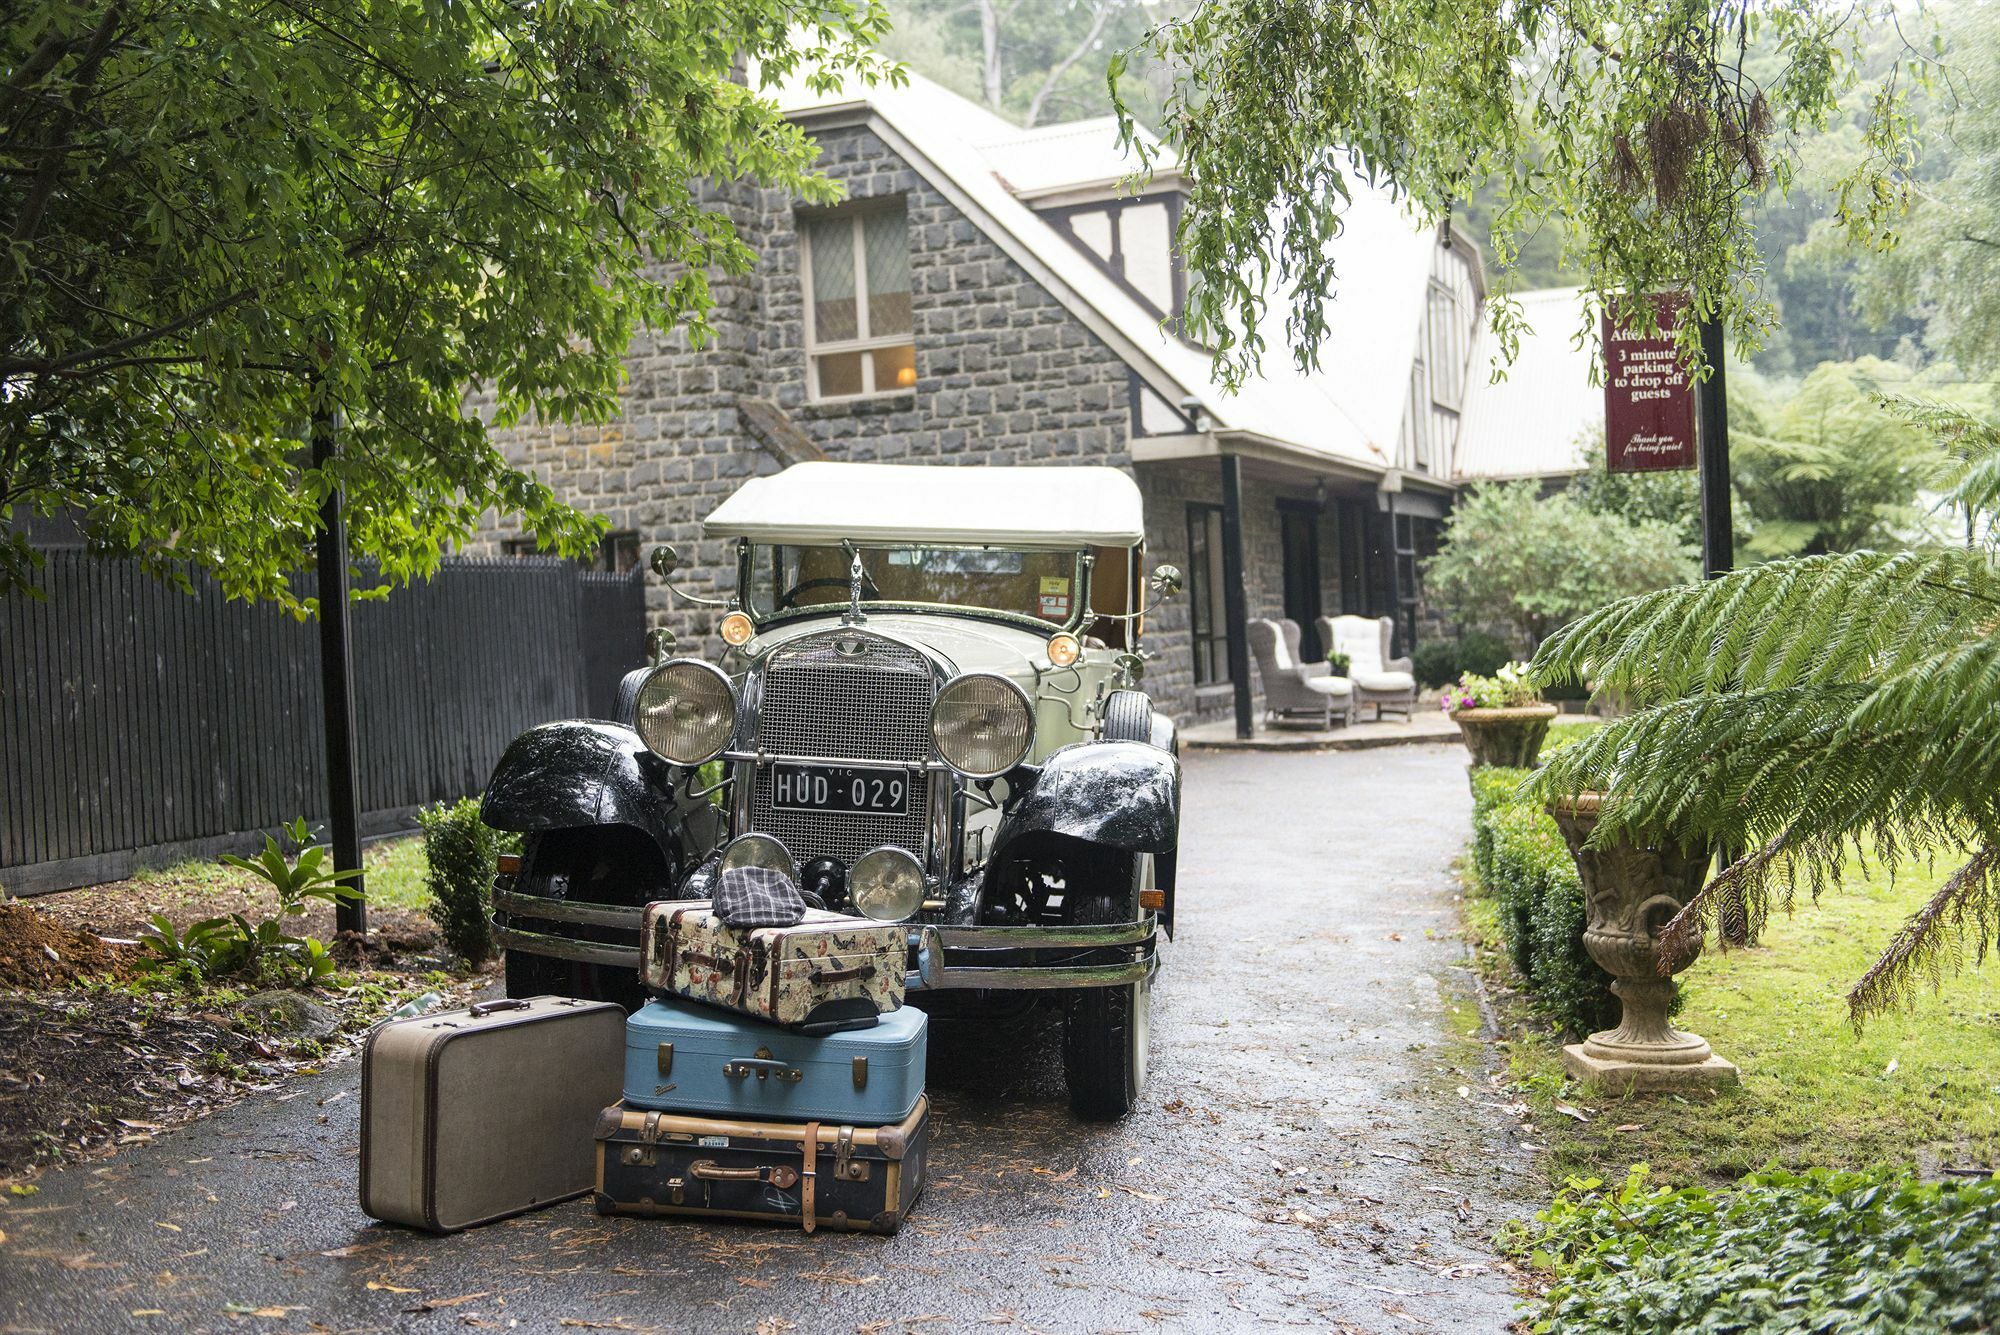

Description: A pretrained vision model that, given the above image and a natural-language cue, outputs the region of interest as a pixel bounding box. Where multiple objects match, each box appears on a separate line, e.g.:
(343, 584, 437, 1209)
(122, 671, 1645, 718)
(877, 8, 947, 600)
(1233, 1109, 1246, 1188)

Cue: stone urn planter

(1546, 793, 1738, 1091)
(1452, 703, 1559, 767)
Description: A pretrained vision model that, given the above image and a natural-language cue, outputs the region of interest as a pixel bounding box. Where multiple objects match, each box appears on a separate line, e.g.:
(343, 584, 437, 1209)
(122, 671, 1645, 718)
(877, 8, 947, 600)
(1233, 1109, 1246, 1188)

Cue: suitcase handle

(468, 999, 530, 1017)
(809, 962, 878, 985)
(690, 1159, 800, 1189)
(722, 1057, 804, 1084)
(681, 951, 735, 974)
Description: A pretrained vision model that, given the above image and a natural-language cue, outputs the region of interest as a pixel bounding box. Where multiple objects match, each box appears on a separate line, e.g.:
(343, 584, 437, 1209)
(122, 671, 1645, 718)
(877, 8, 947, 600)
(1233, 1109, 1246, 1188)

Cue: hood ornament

(841, 541, 868, 627)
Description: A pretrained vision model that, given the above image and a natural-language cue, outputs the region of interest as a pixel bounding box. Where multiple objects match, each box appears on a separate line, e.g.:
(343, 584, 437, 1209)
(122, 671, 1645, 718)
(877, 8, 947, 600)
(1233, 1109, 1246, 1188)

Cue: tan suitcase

(360, 995, 624, 1232)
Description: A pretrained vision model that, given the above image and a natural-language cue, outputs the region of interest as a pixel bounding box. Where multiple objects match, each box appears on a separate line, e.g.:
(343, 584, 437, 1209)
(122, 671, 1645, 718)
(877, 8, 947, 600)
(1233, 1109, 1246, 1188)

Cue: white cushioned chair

(1248, 618, 1352, 729)
(1319, 614, 1417, 720)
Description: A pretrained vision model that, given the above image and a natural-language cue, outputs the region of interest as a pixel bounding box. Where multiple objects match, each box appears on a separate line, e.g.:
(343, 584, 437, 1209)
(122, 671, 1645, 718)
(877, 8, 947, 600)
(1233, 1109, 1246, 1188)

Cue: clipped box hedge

(1467, 766, 1623, 1037)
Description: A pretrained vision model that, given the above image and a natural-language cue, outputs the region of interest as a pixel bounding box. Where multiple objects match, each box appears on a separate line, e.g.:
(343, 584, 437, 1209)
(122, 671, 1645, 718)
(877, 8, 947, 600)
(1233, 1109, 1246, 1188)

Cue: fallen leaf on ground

(1552, 1102, 1590, 1123)
(129, 1311, 165, 1318)
(366, 1281, 420, 1293)
(1115, 1185, 1166, 1202)
(406, 1293, 489, 1312)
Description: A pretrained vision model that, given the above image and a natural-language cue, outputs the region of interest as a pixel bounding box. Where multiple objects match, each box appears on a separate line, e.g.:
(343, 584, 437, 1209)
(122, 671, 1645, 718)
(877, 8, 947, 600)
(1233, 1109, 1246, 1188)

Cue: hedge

(1467, 766, 1624, 1037)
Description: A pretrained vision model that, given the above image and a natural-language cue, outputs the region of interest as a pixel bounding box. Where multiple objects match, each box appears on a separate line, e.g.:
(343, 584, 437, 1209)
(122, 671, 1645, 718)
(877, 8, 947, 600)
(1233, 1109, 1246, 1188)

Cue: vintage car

(480, 462, 1182, 1119)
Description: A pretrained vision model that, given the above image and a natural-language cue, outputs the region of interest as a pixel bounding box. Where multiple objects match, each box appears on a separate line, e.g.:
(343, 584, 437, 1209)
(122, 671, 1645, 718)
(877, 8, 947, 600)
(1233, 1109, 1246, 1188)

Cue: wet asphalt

(0, 743, 1536, 1334)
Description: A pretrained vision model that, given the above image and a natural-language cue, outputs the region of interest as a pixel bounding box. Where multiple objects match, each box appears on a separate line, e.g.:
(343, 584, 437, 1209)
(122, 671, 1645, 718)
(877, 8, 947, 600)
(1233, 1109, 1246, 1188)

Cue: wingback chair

(1319, 614, 1418, 721)
(1247, 618, 1353, 729)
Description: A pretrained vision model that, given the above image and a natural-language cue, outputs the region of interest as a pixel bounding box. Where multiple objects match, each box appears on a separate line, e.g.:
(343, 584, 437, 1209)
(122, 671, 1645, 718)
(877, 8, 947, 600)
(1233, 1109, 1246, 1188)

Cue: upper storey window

(801, 202, 915, 400)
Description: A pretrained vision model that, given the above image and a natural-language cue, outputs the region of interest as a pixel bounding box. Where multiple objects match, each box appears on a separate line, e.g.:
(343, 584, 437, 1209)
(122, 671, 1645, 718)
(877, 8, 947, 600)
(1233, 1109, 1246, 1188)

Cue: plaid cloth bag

(714, 865, 816, 928)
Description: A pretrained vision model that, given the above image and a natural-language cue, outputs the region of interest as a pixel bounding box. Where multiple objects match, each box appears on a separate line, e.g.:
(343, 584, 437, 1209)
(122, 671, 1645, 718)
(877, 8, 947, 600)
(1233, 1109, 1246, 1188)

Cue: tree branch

(1024, 1, 1119, 128)
(9, 3, 127, 251)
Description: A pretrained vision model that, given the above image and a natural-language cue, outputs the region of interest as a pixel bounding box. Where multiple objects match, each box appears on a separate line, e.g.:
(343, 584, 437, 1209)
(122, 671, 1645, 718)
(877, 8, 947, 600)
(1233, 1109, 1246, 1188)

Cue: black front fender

(481, 720, 713, 859)
(991, 740, 1180, 862)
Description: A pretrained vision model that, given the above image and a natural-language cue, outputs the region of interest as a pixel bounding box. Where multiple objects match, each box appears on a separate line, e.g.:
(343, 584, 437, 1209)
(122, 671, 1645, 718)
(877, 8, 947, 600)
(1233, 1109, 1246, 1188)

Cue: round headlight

(850, 846, 925, 922)
(719, 832, 795, 883)
(1046, 632, 1082, 667)
(633, 659, 736, 766)
(931, 673, 1034, 779)
(719, 611, 755, 647)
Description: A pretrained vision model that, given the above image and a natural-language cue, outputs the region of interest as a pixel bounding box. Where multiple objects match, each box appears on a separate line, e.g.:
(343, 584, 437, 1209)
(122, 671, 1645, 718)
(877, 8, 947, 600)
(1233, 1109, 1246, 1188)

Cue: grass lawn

(1469, 721, 2000, 1186)
(131, 831, 432, 913)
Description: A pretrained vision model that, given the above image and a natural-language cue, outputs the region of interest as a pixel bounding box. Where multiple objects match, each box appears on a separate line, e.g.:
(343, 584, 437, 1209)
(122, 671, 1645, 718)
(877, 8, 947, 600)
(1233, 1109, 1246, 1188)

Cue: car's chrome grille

(748, 633, 935, 868)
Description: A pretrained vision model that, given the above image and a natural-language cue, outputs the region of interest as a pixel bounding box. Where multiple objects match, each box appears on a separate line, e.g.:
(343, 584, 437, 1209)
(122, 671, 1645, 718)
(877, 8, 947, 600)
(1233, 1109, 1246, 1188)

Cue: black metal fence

(2, 554, 646, 896)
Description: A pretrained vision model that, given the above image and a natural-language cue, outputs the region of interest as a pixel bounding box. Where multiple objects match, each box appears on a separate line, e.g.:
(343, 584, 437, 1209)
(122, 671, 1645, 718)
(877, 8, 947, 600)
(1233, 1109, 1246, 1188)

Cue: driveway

(0, 743, 1535, 1333)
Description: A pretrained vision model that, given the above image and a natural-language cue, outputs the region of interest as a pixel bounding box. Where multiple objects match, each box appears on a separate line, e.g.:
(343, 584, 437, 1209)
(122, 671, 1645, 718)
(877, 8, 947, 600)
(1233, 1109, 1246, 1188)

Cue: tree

(1, 0, 894, 611)
(881, 0, 1187, 128)
(1423, 482, 1700, 651)
(1111, 0, 1929, 389)
(1851, 1, 2000, 373)
(1731, 358, 1945, 558)
(1564, 433, 1705, 551)
(1529, 400, 2000, 1020)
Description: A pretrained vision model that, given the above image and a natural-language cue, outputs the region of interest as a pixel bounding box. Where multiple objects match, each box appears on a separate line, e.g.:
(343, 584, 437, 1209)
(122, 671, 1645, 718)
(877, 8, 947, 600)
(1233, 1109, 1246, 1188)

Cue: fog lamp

(849, 846, 925, 922)
(719, 832, 795, 883)
(719, 611, 755, 647)
(1046, 632, 1082, 667)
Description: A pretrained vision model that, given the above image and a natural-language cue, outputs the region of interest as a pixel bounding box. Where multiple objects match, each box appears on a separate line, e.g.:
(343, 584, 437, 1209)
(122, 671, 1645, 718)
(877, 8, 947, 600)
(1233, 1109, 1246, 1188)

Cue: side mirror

(649, 544, 679, 580)
(1149, 564, 1184, 599)
(646, 627, 676, 664)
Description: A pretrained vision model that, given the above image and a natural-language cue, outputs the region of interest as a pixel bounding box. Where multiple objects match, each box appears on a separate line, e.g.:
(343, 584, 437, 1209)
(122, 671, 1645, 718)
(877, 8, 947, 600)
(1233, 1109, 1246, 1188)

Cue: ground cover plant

(1512, 1166, 2000, 1334)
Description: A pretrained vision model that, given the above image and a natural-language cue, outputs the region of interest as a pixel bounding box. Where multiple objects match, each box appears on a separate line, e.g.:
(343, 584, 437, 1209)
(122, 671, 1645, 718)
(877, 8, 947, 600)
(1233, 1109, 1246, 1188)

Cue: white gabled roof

(773, 70, 1446, 474)
(1455, 287, 1603, 481)
(702, 462, 1146, 548)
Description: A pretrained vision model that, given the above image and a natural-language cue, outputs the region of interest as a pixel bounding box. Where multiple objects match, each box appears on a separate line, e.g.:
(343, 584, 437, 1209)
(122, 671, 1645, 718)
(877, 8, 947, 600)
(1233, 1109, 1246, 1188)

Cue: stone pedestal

(1548, 794, 1738, 1092)
(1453, 703, 1559, 768)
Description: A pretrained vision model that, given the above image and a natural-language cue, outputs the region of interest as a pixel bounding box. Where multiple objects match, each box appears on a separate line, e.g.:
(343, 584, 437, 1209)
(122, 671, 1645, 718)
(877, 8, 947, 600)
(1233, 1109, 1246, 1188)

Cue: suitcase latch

(657, 1042, 673, 1076)
(723, 1047, 803, 1083)
(622, 1144, 657, 1168)
(666, 1175, 685, 1206)
(831, 1125, 869, 1182)
(851, 1056, 868, 1090)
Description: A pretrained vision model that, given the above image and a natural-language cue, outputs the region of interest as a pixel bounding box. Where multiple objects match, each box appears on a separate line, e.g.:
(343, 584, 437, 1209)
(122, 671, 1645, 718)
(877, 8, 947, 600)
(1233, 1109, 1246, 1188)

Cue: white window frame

(800, 202, 915, 401)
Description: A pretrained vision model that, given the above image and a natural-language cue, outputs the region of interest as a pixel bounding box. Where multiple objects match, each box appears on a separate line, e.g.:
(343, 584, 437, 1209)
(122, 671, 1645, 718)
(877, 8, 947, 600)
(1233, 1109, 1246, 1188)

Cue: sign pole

(1695, 315, 1734, 580)
(312, 395, 367, 936)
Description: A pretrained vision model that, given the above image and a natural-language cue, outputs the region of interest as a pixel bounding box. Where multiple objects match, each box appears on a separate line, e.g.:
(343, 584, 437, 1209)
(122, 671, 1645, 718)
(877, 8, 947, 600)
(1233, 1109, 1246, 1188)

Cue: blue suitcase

(623, 997, 926, 1125)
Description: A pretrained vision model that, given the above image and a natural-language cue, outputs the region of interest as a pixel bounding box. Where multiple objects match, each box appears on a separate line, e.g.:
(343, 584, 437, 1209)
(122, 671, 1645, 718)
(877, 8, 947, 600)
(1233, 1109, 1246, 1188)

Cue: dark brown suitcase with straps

(592, 1095, 929, 1235)
(360, 995, 625, 1232)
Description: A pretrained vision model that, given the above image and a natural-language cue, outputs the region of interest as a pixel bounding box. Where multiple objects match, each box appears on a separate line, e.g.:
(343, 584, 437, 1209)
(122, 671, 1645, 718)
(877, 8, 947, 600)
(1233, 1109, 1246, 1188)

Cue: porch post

(1219, 454, 1254, 739)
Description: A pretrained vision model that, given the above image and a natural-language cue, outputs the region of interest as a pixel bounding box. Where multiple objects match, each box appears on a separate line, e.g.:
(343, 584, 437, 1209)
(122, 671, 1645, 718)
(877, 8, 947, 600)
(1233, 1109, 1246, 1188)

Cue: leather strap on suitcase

(796, 1119, 820, 1239)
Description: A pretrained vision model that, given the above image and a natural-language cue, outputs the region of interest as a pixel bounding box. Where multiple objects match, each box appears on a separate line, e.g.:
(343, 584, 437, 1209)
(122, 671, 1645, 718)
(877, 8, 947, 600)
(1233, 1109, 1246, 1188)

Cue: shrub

(1468, 778, 1622, 1037)
(419, 798, 509, 966)
(1457, 630, 1512, 678)
(1515, 1165, 2000, 1334)
(1412, 639, 1460, 688)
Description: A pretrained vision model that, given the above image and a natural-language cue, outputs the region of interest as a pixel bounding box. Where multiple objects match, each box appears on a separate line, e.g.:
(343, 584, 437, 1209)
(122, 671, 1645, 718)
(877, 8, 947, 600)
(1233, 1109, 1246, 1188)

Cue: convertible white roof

(702, 463, 1146, 548)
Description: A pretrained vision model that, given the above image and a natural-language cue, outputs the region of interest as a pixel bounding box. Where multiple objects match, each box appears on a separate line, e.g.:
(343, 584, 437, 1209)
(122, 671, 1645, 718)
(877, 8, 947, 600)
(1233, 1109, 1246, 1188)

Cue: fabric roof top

(702, 462, 1146, 548)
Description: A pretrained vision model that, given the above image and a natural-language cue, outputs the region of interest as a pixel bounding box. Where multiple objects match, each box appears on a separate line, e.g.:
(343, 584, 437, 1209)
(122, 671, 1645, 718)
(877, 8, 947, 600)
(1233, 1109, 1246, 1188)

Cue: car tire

(1100, 689, 1154, 743)
(500, 828, 673, 1011)
(1062, 852, 1152, 1121)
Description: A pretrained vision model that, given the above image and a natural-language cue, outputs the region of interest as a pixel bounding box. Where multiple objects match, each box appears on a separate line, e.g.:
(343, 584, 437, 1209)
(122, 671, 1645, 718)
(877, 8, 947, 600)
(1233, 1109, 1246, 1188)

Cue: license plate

(770, 764, 910, 816)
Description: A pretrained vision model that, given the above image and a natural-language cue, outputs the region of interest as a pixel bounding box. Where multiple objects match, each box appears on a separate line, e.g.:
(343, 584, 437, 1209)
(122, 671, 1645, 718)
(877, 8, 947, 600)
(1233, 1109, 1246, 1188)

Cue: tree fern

(1527, 400, 2000, 1022)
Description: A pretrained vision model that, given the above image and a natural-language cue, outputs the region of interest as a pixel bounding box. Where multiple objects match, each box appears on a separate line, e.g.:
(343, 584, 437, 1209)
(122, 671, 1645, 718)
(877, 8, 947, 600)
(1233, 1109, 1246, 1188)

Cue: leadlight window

(801, 203, 915, 400)
(1187, 503, 1230, 686)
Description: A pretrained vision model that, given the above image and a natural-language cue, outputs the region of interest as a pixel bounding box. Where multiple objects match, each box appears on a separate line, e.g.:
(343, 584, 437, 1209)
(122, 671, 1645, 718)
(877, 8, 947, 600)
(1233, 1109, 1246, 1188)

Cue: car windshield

(744, 544, 1084, 626)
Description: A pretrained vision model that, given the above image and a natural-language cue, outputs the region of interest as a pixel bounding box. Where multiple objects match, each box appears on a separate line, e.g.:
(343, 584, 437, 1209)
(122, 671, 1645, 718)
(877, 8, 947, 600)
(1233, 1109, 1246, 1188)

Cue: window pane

(863, 210, 911, 335)
(815, 350, 865, 398)
(871, 344, 917, 391)
(807, 215, 858, 343)
(1120, 202, 1174, 313)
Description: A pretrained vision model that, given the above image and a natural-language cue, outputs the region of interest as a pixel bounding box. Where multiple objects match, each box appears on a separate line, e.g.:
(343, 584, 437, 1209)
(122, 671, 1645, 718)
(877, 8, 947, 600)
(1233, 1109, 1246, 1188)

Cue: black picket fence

(2, 554, 646, 896)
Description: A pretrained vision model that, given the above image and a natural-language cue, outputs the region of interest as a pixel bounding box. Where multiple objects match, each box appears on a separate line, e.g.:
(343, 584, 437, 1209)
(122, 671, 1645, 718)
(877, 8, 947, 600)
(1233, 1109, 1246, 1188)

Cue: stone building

(477, 69, 1503, 732)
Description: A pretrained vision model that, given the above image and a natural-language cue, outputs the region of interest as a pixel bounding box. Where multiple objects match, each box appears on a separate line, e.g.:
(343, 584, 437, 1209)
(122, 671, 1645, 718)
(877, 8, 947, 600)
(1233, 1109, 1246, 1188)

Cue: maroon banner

(1603, 295, 1697, 473)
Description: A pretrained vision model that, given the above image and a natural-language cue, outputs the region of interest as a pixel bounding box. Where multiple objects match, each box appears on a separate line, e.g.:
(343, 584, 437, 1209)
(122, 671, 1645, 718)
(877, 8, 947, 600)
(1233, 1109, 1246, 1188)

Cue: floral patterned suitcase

(639, 901, 909, 1031)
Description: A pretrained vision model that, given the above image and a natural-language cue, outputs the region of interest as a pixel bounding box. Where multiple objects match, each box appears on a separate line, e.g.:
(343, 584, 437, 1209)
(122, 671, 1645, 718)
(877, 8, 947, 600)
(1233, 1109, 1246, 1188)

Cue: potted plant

(1441, 662, 1558, 767)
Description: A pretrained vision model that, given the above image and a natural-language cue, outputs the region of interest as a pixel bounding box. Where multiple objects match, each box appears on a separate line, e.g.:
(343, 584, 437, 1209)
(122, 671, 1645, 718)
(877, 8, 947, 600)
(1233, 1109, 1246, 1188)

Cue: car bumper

(490, 890, 1159, 991)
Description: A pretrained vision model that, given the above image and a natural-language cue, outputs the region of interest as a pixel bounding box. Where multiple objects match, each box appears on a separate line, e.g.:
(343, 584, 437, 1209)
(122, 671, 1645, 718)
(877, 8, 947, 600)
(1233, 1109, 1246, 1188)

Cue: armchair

(1247, 618, 1353, 728)
(1318, 615, 1418, 721)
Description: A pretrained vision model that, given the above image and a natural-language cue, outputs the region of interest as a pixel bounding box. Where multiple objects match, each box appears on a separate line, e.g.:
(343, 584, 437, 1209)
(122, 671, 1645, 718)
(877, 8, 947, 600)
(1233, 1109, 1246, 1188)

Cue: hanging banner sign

(1603, 294, 1697, 473)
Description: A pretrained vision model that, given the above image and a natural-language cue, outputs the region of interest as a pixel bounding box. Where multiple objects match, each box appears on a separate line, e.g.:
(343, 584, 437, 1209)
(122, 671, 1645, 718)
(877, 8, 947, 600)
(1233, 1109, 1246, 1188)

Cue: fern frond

(1875, 394, 2000, 535)
(1532, 549, 2000, 702)
(1846, 845, 2000, 1024)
